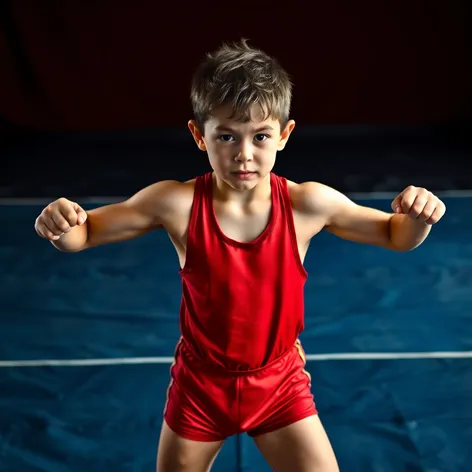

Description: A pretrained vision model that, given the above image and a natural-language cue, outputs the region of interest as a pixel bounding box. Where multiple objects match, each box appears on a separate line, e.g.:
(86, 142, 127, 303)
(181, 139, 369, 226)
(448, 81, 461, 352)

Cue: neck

(213, 172, 271, 204)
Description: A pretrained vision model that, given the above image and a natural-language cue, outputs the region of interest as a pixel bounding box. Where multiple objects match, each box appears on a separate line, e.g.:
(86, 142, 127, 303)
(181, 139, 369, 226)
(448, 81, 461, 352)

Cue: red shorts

(163, 339, 317, 441)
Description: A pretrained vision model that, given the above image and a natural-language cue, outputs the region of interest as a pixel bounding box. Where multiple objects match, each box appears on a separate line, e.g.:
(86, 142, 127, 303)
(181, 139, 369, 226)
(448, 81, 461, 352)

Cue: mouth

(231, 170, 257, 180)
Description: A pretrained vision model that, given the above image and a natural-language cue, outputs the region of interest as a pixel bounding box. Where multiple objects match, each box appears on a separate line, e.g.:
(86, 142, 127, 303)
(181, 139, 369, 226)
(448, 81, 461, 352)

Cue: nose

(234, 140, 253, 162)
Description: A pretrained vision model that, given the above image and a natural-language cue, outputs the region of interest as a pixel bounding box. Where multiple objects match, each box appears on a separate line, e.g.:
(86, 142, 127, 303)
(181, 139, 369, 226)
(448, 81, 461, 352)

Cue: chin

(226, 174, 261, 190)
(232, 181, 259, 192)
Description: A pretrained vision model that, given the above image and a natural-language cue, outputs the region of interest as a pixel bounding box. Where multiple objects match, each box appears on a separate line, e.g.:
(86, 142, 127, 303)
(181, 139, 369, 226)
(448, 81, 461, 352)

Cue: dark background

(1, 3, 471, 471)
(1, 0, 470, 197)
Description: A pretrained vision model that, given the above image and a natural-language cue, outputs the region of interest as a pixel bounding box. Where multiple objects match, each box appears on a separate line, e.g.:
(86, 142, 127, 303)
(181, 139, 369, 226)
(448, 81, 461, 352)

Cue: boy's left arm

(298, 183, 446, 251)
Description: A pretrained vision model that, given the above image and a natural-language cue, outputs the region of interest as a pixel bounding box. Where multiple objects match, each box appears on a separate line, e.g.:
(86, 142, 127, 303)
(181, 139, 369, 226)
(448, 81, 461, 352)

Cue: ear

(277, 120, 296, 151)
(188, 120, 207, 151)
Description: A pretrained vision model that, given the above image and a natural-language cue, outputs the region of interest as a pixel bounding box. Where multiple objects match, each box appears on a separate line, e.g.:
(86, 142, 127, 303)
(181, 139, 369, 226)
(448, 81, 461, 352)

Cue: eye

(218, 134, 234, 142)
(254, 134, 269, 142)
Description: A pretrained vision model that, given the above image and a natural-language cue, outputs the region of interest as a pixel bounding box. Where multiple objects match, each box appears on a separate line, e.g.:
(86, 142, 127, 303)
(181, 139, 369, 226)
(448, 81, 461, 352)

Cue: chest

(213, 201, 272, 243)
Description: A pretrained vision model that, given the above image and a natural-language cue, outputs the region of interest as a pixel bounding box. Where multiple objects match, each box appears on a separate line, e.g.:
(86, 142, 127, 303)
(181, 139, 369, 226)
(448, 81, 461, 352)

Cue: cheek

(260, 144, 277, 163)
(207, 146, 230, 168)
(210, 142, 233, 156)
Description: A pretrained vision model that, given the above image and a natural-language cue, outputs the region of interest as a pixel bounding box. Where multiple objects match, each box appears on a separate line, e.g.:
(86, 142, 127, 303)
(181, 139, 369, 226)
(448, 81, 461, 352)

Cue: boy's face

(188, 104, 295, 191)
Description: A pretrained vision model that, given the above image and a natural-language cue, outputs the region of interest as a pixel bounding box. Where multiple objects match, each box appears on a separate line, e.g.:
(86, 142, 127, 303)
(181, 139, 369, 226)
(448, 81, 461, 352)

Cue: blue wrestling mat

(0, 195, 471, 471)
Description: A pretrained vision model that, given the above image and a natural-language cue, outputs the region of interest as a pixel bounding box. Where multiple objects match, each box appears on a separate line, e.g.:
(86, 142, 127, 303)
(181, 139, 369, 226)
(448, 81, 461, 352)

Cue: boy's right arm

(34, 180, 183, 252)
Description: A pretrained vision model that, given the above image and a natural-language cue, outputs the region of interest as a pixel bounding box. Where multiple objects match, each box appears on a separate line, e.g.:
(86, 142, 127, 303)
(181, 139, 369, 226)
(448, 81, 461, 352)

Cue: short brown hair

(190, 39, 292, 131)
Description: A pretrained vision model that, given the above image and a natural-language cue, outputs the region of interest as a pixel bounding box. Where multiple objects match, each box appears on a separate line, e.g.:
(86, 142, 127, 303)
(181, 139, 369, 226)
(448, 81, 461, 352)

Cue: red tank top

(179, 172, 307, 371)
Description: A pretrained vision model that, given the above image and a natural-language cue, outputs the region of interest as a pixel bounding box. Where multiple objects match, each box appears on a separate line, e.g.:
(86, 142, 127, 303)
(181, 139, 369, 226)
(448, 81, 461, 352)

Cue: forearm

(389, 213, 432, 251)
(50, 220, 89, 252)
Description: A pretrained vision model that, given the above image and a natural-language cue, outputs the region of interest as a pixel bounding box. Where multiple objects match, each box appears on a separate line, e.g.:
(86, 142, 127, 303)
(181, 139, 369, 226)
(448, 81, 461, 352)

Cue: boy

(34, 40, 446, 472)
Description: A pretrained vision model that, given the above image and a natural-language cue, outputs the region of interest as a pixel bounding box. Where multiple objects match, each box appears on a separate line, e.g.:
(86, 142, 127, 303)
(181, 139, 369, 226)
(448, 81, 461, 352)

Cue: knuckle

(35, 224, 44, 237)
(36, 215, 47, 227)
(58, 198, 72, 211)
(65, 211, 78, 224)
(415, 197, 427, 209)
(424, 207, 435, 218)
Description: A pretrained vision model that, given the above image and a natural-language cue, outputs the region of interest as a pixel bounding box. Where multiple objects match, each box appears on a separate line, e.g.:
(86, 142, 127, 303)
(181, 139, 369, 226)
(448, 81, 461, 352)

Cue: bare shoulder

(286, 179, 353, 218)
(286, 178, 395, 248)
(131, 178, 196, 200)
(115, 178, 196, 233)
(126, 179, 195, 214)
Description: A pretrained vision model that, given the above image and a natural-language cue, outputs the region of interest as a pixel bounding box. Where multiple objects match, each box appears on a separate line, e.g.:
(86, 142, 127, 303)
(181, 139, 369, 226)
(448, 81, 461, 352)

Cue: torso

(163, 176, 325, 270)
(159, 172, 326, 370)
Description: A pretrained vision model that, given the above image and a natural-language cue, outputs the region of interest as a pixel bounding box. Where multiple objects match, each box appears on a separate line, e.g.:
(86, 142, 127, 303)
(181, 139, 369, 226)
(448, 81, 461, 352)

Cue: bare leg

(253, 415, 339, 472)
(156, 420, 224, 472)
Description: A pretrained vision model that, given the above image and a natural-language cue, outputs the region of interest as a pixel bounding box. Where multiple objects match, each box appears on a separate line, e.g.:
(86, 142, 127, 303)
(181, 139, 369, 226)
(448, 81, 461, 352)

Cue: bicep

(84, 182, 176, 248)
(296, 182, 395, 249)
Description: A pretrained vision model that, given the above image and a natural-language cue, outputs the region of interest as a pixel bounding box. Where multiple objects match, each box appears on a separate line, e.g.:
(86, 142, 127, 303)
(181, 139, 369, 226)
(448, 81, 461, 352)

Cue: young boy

(34, 40, 446, 472)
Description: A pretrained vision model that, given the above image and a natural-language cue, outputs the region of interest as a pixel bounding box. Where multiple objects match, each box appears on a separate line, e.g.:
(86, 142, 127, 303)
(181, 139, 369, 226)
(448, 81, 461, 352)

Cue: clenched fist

(391, 186, 446, 225)
(35, 198, 88, 241)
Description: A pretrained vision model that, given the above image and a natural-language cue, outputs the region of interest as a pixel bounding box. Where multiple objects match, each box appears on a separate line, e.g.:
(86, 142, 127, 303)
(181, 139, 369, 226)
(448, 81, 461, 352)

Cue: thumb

(391, 193, 403, 214)
(73, 203, 88, 225)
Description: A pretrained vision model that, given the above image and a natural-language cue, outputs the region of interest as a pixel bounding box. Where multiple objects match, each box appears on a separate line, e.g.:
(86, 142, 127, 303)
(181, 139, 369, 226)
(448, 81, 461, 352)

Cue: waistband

(176, 338, 304, 376)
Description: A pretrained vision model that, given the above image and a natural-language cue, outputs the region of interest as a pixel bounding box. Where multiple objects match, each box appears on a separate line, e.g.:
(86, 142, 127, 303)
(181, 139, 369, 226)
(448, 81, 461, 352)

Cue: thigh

(156, 420, 224, 472)
(165, 342, 237, 441)
(244, 343, 317, 437)
(253, 415, 339, 472)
